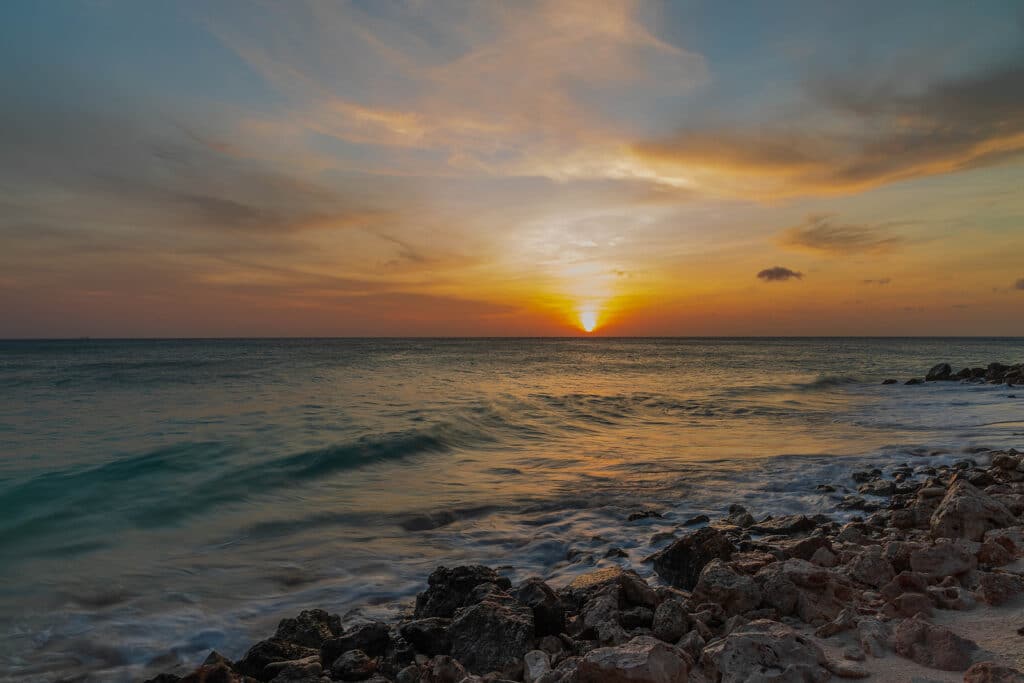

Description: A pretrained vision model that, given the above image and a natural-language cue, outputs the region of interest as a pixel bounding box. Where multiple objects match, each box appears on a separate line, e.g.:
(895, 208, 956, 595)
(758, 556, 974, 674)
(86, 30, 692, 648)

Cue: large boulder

(399, 618, 451, 656)
(561, 567, 658, 609)
(931, 480, 1017, 541)
(274, 609, 342, 648)
(320, 622, 390, 668)
(908, 540, 977, 578)
(414, 565, 511, 618)
(576, 635, 691, 683)
(448, 598, 534, 676)
(236, 639, 318, 681)
(693, 559, 762, 616)
(893, 615, 978, 671)
(649, 527, 734, 590)
(754, 559, 858, 626)
(515, 578, 566, 636)
(701, 619, 832, 683)
(926, 363, 953, 381)
(845, 545, 895, 588)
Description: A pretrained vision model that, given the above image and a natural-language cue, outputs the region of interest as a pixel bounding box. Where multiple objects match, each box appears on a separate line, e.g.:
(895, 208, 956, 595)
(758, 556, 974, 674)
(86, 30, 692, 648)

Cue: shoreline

(140, 362, 1024, 683)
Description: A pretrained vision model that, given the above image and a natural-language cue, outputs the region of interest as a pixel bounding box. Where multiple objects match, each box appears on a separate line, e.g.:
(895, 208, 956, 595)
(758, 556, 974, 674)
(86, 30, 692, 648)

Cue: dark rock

(750, 514, 817, 536)
(321, 622, 390, 666)
(448, 598, 534, 677)
(987, 363, 1010, 382)
(515, 578, 565, 637)
(926, 363, 952, 381)
(649, 527, 734, 590)
(414, 565, 511, 618)
(627, 510, 663, 522)
(605, 547, 628, 558)
(882, 379, 898, 385)
(562, 567, 658, 609)
(331, 650, 375, 681)
(178, 664, 247, 683)
(651, 599, 687, 643)
(399, 618, 450, 656)
(618, 605, 654, 629)
(576, 635, 691, 683)
(236, 639, 318, 681)
(905, 378, 923, 385)
(683, 514, 709, 526)
(275, 609, 341, 648)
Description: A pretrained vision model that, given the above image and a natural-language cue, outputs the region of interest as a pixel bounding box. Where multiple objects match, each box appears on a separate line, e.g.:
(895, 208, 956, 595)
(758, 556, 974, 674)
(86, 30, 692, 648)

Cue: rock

(449, 598, 534, 676)
(236, 639, 318, 680)
(415, 565, 511, 618)
(750, 514, 818, 536)
(964, 661, 1024, 682)
(331, 649, 375, 681)
(725, 504, 756, 528)
(274, 609, 342, 649)
(882, 379, 898, 385)
(909, 540, 977, 578)
(523, 650, 551, 683)
(847, 545, 896, 588)
(563, 566, 658, 609)
(628, 510, 663, 522)
(906, 378, 924, 385)
(420, 655, 467, 683)
(178, 664, 247, 683)
(987, 363, 1010, 382)
(619, 606, 654, 629)
(651, 599, 687, 643)
(984, 526, 1024, 556)
(930, 480, 1017, 541)
(701, 619, 831, 683)
(683, 514, 709, 526)
(976, 571, 1024, 605)
(755, 559, 857, 626)
(576, 635, 690, 683)
(693, 559, 762, 616)
(926, 363, 952, 381)
(992, 454, 1020, 471)
(399, 618, 451, 657)
(265, 654, 322, 681)
(814, 607, 857, 638)
(649, 527, 734, 590)
(893, 615, 978, 671)
(810, 546, 839, 568)
(515, 578, 565, 637)
(580, 591, 628, 646)
(889, 592, 933, 618)
(857, 618, 889, 658)
(321, 622, 390, 666)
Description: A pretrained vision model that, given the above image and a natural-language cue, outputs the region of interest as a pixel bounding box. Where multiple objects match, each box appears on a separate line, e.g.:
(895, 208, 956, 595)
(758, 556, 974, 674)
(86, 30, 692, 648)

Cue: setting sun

(579, 310, 598, 333)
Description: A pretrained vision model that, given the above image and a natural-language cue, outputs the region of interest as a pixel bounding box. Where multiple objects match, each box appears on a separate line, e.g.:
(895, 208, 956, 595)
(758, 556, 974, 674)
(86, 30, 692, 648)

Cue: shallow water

(0, 337, 1021, 681)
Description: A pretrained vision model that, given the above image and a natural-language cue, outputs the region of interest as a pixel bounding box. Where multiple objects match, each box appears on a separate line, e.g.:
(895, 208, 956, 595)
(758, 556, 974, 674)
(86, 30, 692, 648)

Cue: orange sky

(1, 1, 1023, 337)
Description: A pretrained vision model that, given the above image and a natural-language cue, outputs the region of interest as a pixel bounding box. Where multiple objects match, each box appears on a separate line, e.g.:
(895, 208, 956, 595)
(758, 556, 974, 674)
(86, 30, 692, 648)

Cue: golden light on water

(579, 310, 598, 333)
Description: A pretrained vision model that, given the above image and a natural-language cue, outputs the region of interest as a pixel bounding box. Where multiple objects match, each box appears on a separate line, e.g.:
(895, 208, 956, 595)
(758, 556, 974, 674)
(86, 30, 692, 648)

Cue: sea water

(1, 338, 1021, 681)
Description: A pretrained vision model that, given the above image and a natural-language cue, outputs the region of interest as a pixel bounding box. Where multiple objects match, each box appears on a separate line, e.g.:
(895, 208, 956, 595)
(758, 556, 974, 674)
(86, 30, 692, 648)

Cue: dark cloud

(781, 215, 903, 254)
(634, 58, 1024, 195)
(862, 278, 892, 285)
(757, 266, 803, 282)
(1015, 278, 1024, 291)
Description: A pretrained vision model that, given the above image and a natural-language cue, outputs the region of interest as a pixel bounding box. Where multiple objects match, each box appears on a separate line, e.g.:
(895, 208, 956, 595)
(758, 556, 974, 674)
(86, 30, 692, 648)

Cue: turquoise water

(1, 338, 1022, 681)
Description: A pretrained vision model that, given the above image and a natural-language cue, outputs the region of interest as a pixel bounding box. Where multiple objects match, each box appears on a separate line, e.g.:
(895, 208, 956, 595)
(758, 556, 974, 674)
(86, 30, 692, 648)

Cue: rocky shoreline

(145, 364, 1024, 683)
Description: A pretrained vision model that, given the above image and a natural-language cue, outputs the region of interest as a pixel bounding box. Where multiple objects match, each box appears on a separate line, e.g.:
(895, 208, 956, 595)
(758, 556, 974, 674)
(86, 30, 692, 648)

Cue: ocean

(1, 337, 1022, 681)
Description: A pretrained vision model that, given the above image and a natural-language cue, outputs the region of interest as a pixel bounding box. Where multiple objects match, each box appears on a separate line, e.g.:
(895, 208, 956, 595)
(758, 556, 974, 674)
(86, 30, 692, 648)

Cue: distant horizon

(3, 335, 1023, 342)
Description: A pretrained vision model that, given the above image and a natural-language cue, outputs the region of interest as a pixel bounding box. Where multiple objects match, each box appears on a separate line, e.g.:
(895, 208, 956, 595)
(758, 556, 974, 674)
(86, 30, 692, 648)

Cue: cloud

(780, 215, 903, 254)
(862, 278, 892, 285)
(757, 266, 803, 282)
(1015, 278, 1024, 290)
(633, 60, 1024, 197)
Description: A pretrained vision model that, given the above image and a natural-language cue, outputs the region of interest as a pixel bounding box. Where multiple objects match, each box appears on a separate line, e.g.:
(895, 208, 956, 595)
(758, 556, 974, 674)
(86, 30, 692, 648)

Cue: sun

(579, 310, 598, 333)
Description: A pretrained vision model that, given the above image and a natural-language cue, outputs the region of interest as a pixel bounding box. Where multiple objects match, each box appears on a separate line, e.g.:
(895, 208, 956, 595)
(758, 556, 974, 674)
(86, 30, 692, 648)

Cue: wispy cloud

(632, 60, 1024, 197)
(780, 215, 903, 254)
(757, 266, 803, 282)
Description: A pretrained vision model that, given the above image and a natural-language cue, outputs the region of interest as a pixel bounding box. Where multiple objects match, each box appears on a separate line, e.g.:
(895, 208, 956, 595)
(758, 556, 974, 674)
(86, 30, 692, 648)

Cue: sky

(1, 0, 1023, 337)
